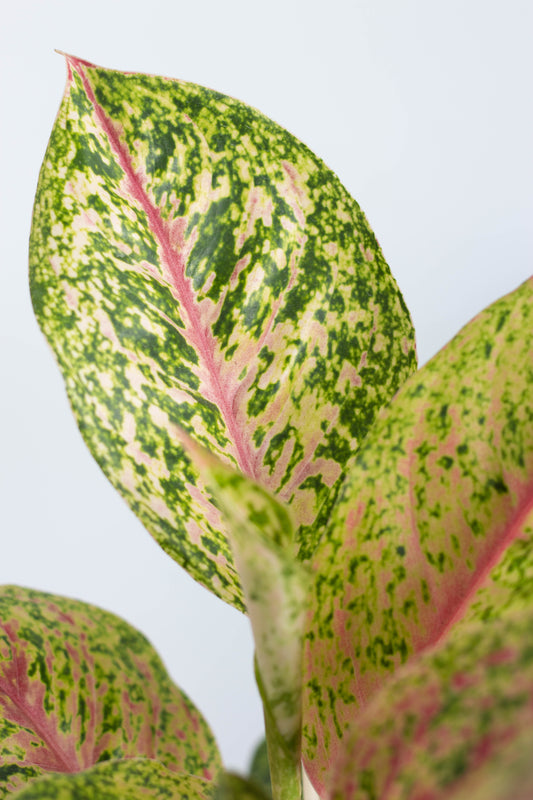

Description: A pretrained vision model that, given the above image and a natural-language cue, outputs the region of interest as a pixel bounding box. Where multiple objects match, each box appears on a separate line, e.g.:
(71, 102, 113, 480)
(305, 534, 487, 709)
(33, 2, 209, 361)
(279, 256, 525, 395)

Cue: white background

(1, 0, 532, 775)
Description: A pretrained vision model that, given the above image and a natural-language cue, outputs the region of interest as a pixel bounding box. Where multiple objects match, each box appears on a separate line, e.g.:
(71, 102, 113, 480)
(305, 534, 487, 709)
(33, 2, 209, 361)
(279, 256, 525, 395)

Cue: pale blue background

(1, 0, 532, 773)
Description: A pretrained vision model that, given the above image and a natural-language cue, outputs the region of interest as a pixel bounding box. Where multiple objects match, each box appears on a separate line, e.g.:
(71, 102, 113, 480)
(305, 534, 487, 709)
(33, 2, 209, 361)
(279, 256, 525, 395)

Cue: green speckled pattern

(446, 729, 533, 800)
(302, 278, 533, 793)
(329, 567, 533, 799)
(0, 586, 220, 798)
(11, 758, 211, 799)
(30, 56, 416, 610)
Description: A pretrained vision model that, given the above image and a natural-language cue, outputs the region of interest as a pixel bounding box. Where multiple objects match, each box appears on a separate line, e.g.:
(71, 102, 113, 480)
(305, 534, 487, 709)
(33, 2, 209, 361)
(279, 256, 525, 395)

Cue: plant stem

(263, 700, 302, 800)
(255, 659, 302, 800)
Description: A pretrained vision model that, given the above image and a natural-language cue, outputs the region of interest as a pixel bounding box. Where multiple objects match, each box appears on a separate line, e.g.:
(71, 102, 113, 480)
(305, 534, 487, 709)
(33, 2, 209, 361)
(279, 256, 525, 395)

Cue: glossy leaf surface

(302, 277, 533, 792)
(0, 586, 220, 798)
(11, 758, 211, 800)
(30, 55, 416, 609)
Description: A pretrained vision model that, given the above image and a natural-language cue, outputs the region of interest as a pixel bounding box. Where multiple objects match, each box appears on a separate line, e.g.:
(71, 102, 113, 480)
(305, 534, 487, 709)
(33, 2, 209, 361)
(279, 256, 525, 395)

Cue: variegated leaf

(11, 758, 211, 799)
(328, 522, 533, 799)
(302, 277, 533, 793)
(446, 730, 533, 800)
(180, 435, 308, 799)
(0, 586, 220, 798)
(30, 55, 416, 610)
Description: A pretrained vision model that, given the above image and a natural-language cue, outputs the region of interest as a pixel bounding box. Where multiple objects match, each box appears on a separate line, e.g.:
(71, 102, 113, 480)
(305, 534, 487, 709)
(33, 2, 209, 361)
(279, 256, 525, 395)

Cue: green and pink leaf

(30, 56, 416, 610)
(11, 758, 211, 800)
(329, 578, 533, 799)
(302, 277, 533, 793)
(444, 729, 533, 800)
(0, 586, 220, 798)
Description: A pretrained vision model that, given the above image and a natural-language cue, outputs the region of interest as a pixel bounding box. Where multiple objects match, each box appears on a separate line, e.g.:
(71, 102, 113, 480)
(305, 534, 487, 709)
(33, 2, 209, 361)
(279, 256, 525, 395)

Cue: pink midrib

(401, 383, 533, 652)
(432, 484, 533, 645)
(0, 653, 80, 773)
(308, 489, 533, 798)
(368, 486, 533, 799)
(70, 57, 257, 480)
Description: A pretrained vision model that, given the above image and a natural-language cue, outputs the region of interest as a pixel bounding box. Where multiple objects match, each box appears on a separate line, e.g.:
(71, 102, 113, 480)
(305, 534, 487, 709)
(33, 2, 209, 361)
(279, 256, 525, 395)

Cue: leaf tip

(54, 51, 98, 83)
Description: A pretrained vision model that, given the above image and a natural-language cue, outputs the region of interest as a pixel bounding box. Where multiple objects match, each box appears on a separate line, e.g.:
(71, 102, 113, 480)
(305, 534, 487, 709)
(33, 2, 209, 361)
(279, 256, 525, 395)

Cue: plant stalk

(255, 659, 302, 800)
(263, 700, 302, 800)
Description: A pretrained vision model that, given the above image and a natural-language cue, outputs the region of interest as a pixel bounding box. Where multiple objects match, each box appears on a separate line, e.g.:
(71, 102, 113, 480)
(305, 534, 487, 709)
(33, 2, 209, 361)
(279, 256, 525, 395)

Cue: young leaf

(180, 435, 308, 799)
(10, 758, 211, 800)
(302, 277, 533, 793)
(0, 586, 220, 798)
(30, 55, 416, 610)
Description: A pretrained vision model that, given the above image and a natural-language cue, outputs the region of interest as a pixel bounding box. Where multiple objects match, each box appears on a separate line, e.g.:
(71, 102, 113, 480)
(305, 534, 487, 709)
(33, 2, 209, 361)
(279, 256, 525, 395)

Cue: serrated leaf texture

(11, 758, 211, 800)
(302, 277, 533, 793)
(29, 55, 416, 610)
(0, 586, 220, 798)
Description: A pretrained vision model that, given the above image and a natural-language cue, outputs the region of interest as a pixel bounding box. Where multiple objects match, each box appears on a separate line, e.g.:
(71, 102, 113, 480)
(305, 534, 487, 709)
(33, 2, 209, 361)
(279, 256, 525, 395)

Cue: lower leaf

(10, 757, 211, 799)
(0, 586, 221, 798)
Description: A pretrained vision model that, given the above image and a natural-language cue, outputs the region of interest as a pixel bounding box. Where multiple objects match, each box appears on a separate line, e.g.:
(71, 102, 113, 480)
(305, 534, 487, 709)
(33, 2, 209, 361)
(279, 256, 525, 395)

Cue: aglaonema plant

(1, 54, 531, 799)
